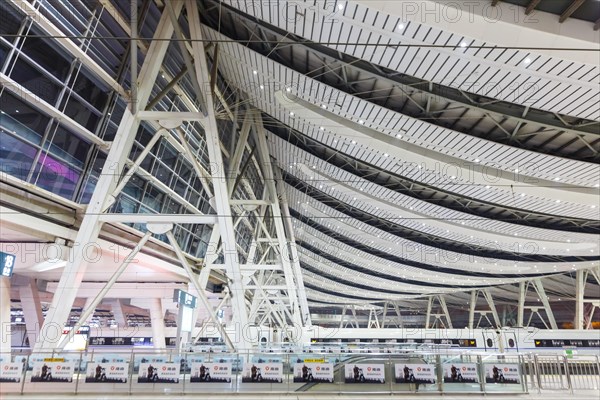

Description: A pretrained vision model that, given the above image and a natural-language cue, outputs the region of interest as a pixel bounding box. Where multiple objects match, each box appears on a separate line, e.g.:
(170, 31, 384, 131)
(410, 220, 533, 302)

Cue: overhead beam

(594, 18, 600, 30)
(559, 0, 586, 23)
(136, 111, 205, 121)
(98, 214, 217, 224)
(525, 0, 542, 15)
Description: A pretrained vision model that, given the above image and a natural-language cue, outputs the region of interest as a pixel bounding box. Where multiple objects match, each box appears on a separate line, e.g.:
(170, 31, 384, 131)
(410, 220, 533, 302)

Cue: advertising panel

(394, 364, 436, 384)
(85, 363, 128, 383)
(485, 364, 521, 384)
(241, 362, 283, 383)
(31, 360, 74, 382)
(293, 363, 334, 383)
(442, 363, 479, 383)
(137, 362, 180, 383)
(190, 362, 232, 383)
(0, 362, 23, 383)
(344, 364, 385, 384)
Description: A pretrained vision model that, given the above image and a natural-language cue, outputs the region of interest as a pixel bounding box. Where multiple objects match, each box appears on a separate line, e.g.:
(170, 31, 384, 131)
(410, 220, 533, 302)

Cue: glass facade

(0, 0, 261, 261)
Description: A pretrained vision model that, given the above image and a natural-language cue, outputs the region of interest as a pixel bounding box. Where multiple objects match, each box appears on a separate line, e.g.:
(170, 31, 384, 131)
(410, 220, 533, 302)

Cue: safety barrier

(1, 350, 597, 395)
(0, 350, 529, 395)
(527, 354, 600, 394)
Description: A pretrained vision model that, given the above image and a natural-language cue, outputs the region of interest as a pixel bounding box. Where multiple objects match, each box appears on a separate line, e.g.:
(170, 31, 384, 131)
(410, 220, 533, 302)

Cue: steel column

(532, 279, 558, 330)
(34, 2, 184, 350)
(19, 281, 44, 348)
(0, 277, 11, 354)
(186, 0, 249, 335)
(482, 289, 502, 328)
(575, 270, 586, 329)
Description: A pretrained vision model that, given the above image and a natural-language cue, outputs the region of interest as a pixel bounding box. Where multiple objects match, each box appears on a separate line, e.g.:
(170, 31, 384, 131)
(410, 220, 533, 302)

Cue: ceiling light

(524, 58, 531, 64)
(259, 85, 264, 90)
(485, 185, 490, 189)
(397, 24, 405, 30)
(396, 134, 402, 138)
(338, 3, 344, 10)
(253, 70, 258, 75)
(554, 177, 560, 181)
(290, 112, 294, 116)
(286, 87, 291, 92)
(322, 104, 327, 109)
(474, 159, 480, 163)
(460, 42, 467, 48)
(359, 120, 364, 124)
(383, 153, 388, 157)
(351, 140, 356, 144)
(319, 126, 324, 130)
(555, 199, 561, 203)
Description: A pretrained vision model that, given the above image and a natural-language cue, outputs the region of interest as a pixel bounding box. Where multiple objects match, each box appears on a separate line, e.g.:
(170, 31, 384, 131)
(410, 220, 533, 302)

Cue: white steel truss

(517, 279, 558, 330)
(32, 1, 310, 351)
(425, 295, 453, 329)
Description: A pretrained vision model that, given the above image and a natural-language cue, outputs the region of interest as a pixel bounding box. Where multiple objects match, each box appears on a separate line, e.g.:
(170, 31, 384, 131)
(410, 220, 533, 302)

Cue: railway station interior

(0, 0, 599, 399)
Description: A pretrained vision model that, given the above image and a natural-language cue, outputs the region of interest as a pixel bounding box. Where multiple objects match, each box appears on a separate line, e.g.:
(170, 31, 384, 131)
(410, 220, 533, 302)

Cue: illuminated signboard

(0, 252, 16, 278)
(173, 289, 197, 308)
(60, 326, 90, 351)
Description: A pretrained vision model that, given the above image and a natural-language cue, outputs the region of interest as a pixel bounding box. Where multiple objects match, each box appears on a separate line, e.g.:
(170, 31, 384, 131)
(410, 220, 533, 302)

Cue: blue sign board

(0, 251, 16, 277)
(173, 289, 197, 308)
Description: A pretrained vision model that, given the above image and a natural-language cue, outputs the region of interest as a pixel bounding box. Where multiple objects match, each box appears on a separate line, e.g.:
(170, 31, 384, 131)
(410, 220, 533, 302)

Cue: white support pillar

(532, 279, 558, 330)
(186, 0, 249, 334)
(228, 113, 252, 196)
(468, 290, 477, 329)
(149, 298, 166, 350)
(575, 270, 586, 330)
(438, 295, 453, 329)
(81, 298, 96, 326)
(482, 290, 501, 328)
(350, 306, 359, 328)
(425, 296, 433, 329)
(275, 166, 311, 326)
(517, 281, 526, 327)
(0, 277, 11, 354)
(253, 112, 302, 328)
(110, 300, 127, 328)
(339, 306, 347, 329)
(392, 302, 404, 328)
(19, 281, 44, 348)
(33, 3, 184, 351)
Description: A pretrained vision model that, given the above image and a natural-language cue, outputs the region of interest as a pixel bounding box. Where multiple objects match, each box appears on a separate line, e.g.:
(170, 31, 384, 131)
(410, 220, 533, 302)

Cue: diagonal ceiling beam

(559, 0, 587, 23)
(525, 0, 542, 15)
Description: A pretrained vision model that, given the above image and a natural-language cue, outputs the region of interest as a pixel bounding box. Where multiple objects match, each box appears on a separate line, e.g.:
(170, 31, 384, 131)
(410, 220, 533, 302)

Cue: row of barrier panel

(0, 351, 528, 395)
(2, 351, 598, 395)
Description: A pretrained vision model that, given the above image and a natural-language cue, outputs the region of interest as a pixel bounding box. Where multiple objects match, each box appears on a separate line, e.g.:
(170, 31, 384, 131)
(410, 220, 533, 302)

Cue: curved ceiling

(194, 0, 599, 303)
